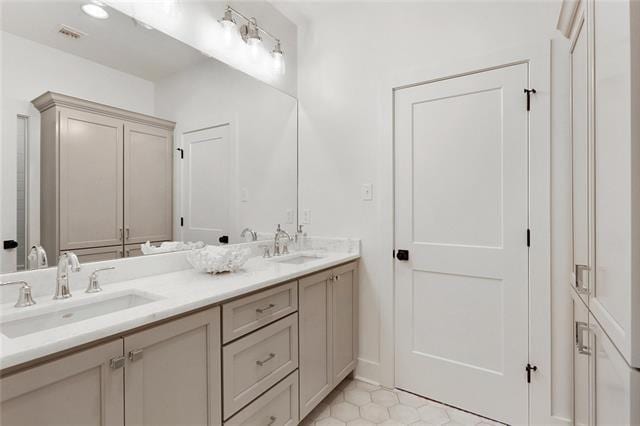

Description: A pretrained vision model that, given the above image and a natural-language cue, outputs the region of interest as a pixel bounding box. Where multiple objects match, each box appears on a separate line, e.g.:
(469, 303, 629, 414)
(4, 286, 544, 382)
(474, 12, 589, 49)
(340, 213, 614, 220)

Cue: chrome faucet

(27, 244, 48, 270)
(273, 224, 292, 256)
(55, 252, 81, 299)
(0, 281, 36, 307)
(240, 227, 258, 241)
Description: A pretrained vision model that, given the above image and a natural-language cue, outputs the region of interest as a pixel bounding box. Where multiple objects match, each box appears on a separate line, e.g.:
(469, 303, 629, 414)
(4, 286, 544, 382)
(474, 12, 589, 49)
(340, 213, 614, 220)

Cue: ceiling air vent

(58, 25, 86, 40)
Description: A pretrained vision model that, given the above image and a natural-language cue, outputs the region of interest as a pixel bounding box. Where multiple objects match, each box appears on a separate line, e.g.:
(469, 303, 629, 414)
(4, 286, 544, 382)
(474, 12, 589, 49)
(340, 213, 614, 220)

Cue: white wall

(154, 58, 297, 243)
(0, 31, 155, 272)
(294, 0, 572, 421)
(108, 0, 298, 97)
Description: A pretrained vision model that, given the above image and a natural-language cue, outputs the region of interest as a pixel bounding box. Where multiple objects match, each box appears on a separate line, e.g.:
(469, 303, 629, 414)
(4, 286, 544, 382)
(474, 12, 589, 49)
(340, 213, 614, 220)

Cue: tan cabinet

(299, 261, 358, 419)
(63, 246, 124, 263)
(124, 307, 221, 426)
(0, 340, 124, 426)
(32, 92, 175, 261)
(124, 123, 173, 244)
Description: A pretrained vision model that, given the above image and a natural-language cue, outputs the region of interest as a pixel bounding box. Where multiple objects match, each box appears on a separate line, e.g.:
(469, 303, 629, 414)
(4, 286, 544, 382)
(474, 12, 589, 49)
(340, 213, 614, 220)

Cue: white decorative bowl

(186, 245, 251, 274)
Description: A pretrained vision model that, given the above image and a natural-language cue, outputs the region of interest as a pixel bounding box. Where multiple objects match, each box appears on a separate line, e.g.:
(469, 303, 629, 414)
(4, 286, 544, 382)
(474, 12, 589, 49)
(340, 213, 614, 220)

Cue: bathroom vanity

(0, 251, 359, 425)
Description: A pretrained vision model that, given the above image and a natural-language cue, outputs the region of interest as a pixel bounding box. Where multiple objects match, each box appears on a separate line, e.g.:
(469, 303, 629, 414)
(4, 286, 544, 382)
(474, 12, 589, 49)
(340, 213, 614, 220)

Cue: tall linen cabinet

(557, 0, 640, 424)
(32, 92, 174, 262)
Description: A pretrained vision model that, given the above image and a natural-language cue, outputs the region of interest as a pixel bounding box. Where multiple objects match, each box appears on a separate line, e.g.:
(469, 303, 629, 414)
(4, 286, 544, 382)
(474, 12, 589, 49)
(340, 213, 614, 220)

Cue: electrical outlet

(302, 209, 311, 224)
(361, 183, 373, 201)
(286, 209, 294, 224)
(241, 188, 249, 202)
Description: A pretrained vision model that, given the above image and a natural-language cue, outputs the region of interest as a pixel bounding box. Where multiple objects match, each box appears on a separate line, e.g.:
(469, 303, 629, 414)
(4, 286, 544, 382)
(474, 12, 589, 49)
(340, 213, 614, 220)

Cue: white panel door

(181, 125, 231, 244)
(395, 63, 529, 424)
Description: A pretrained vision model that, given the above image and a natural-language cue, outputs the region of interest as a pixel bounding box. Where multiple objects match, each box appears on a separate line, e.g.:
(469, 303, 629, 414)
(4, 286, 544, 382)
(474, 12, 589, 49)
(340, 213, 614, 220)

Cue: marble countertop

(0, 251, 359, 371)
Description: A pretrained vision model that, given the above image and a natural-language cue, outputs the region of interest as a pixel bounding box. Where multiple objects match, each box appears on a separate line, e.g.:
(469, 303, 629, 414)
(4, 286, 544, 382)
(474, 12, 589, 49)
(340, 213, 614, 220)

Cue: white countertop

(0, 251, 358, 371)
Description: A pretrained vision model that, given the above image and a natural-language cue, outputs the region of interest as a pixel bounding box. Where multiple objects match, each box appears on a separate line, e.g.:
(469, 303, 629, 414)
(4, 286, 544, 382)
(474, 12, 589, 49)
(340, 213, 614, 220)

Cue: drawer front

(223, 314, 298, 419)
(222, 281, 297, 343)
(224, 371, 299, 426)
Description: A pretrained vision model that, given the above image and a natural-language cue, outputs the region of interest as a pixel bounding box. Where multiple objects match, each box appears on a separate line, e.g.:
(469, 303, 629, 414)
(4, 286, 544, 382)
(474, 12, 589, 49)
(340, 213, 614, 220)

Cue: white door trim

(372, 41, 553, 424)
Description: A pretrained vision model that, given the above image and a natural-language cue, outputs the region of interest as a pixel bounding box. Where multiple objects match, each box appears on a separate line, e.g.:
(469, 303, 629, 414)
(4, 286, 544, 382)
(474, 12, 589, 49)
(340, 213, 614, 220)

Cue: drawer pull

(256, 352, 276, 366)
(110, 355, 125, 369)
(256, 303, 276, 314)
(267, 415, 277, 426)
(129, 349, 144, 362)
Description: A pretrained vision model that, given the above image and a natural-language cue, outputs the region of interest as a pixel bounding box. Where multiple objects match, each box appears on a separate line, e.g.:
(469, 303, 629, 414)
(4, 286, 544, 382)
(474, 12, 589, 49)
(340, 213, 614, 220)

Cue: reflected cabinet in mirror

(0, 0, 298, 273)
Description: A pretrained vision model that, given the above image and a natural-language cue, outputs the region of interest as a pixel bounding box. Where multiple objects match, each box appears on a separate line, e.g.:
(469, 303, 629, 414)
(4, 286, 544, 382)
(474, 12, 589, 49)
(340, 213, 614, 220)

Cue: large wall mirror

(0, 1, 298, 273)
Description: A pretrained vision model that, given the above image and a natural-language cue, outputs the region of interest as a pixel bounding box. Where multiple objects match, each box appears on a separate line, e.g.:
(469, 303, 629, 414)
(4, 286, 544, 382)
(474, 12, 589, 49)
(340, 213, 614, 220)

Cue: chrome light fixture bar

(220, 5, 285, 73)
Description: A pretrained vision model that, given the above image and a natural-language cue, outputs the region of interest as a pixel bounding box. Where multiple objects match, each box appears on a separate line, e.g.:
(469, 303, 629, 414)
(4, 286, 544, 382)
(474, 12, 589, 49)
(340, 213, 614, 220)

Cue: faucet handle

(260, 245, 271, 258)
(86, 267, 115, 293)
(0, 281, 36, 307)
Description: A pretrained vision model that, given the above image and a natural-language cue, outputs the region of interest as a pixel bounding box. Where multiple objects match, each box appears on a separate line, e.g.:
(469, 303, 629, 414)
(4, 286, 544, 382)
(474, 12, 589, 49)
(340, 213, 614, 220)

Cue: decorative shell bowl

(187, 245, 251, 274)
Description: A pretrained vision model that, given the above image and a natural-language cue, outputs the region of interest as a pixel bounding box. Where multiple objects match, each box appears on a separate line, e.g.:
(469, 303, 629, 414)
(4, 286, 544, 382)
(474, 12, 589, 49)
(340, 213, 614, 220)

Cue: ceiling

(1, 0, 207, 82)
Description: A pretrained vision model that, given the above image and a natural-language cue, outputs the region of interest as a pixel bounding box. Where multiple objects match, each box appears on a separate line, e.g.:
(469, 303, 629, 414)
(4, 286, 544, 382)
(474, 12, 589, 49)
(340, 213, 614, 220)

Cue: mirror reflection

(1, 1, 298, 273)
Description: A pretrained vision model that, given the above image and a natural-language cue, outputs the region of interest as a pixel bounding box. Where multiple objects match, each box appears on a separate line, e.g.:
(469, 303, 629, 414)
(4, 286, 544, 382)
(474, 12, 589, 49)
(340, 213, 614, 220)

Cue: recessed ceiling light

(81, 3, 109, 19)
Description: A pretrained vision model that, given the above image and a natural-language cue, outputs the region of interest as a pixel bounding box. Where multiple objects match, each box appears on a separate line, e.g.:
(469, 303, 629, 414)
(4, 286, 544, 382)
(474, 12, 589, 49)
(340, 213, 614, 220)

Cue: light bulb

(220, 7, 236, 45)
(272, 41, 285, 75)
(248, 37, 262, 60)
(81, 3, 109, 19)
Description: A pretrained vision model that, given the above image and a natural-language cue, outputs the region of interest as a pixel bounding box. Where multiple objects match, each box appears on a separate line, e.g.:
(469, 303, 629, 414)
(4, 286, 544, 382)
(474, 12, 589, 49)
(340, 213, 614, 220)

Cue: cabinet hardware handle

(334, 274, 340, 281)
(119, 228, 123, 242)
(256, 303, 276, 314)
(575, 264, 591, 295)
(575, 321, 591, 355)
(110, 356, 125, 369)
(328, 273, 335, 281)
(256, 352, 276, 366)
(125, 228, 130, 241)
(129, 349, 144, 362)
(267, 415, 277, 426)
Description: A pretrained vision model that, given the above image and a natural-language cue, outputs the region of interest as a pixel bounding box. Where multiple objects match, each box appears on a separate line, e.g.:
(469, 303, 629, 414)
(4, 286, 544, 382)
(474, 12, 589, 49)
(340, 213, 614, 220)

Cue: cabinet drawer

(222, 281, 297, 343)
(224, 371, 299, 426)
(223, 314, 298, 419)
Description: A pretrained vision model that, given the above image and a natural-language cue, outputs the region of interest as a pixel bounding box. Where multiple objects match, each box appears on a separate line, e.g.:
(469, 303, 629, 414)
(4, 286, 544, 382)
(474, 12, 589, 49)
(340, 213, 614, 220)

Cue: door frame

(375, 42, 553, 424)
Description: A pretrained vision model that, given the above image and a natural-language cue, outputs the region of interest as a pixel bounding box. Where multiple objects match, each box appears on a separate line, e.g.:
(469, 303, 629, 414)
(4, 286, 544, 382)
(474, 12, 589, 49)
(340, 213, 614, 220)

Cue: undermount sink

(1, 291, 160, 339)
(271, 254, 324, 265)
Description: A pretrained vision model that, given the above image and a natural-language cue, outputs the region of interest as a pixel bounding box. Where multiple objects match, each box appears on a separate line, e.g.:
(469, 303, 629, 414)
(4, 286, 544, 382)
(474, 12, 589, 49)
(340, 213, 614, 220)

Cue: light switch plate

(361, 183, 373, 201)
(302, 209, 311, 224)
(241, 188, 249, 202)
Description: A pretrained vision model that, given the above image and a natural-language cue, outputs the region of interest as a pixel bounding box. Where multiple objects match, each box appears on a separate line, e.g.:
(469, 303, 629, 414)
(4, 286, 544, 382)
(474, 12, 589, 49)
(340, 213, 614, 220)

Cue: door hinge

(527, 229, 531, 247)
(180, 217, 184, 227)
(526, 363, 538, 383)
(524, 88, 536, 111)
(176, 147, 184, 159)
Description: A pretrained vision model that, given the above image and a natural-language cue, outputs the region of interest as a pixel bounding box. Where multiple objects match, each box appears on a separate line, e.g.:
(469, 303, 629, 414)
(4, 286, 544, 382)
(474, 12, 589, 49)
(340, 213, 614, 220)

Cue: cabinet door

(572, 289, 590, 426)
(124, 122, 173, 244)
(124, 307, 221, 426)
(299, 269, 333, 419)
(59, 108, 124, 250)
(331, 261, 358, 384)
(588, 313, 639, 426)
(569, 1, 592, 304)
(0, 340, 124, 426)
(63, 245, 124, 263)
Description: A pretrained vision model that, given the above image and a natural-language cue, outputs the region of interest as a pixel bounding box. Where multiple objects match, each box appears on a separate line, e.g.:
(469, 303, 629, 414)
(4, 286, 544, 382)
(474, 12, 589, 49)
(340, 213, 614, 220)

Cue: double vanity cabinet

(558, 0, 640, 424)
(0, 260, 358, 426)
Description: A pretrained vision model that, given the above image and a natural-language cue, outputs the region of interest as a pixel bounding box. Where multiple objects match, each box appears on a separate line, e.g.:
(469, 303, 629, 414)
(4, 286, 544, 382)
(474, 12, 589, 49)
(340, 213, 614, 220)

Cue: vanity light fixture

(220, 5, 285, 74)
(81, 2, 109, 19)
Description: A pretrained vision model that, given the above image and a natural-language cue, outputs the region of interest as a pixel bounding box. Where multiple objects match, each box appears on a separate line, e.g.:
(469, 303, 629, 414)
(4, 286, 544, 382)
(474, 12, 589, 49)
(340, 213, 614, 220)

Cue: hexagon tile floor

(300, 378, 504, 426)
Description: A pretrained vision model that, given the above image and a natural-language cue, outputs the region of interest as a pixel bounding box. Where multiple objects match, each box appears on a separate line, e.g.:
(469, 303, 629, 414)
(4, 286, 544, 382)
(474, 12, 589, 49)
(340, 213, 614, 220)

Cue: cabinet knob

(110, 356, 125, 369)
(267, 416, 277, 426)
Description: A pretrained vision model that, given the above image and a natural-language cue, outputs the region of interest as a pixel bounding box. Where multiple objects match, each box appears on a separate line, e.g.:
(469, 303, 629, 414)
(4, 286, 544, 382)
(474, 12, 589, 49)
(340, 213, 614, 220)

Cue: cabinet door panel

(124, 122, 172, 244)
(0, 340, 124, 426)
(332, 262, 358, 384)
(571, 289, 590, 426)
(569, 4, 592, 304)
(59, 109, 123, 250)
(63, 245, 124, 262)
(589, 313, 639, 426)
(124, 307, 221, 426)
(299, 270, 333, 419)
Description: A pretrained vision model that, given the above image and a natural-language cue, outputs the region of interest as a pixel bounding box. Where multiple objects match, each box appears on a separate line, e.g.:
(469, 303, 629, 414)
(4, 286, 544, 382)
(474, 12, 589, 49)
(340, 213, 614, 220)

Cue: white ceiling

(1, 0, 207, 82)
